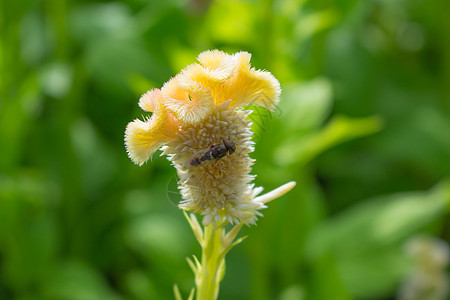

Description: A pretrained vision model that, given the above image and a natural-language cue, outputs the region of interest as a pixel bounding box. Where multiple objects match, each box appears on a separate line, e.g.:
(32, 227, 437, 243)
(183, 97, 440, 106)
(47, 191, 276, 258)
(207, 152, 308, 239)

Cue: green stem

(196, 224, 224, 300)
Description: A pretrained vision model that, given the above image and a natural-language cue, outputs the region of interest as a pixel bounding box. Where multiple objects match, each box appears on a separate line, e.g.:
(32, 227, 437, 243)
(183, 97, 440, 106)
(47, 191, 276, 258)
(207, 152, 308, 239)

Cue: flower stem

(196, 223, 224, 300)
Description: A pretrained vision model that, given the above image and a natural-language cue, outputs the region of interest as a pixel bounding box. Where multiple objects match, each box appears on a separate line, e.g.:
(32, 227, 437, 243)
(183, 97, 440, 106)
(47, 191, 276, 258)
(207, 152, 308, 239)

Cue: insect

(190, 139, 236, 166)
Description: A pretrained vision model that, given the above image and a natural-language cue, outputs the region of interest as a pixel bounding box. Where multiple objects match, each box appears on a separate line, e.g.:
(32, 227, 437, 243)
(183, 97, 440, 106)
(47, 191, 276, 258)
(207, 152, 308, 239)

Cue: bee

(190, 139, 236, 166)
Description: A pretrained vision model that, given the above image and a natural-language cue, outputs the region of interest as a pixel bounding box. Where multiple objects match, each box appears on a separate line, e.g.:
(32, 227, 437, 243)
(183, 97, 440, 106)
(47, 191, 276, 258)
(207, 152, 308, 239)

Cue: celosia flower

(125, 50, 294, 225)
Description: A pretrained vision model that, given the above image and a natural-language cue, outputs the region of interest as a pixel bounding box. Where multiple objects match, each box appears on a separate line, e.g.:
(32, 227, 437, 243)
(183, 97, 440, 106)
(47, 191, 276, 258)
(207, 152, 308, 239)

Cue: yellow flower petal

(138, 89, 161, 112)
(125, 103, 170, 166)
(162, 76, 214, 125)
(196, 50, 236, 82)
(222, 52, 281, 111)
(232, 51, 251, 69)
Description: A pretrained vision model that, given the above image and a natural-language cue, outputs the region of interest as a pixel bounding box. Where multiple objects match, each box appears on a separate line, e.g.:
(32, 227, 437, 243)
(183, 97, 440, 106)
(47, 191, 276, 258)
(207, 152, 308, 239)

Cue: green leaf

(44, 261, 122, 300)
(307, 254, 353, 300)
(305, 180, 450, 298)
(174, 284, 183, 300)
(281, 78, 334, 133)
(336, 247, 410, 298)
(126, 214, 190, 263)
(294, 10, 340, 41)
(0, 173, 58, 293)
(275, 115, 383, 166)
(307, 180, 450, 258)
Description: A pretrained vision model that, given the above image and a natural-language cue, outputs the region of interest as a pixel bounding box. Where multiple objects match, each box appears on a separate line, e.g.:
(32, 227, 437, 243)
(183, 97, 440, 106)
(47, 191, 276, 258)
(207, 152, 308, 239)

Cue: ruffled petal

(138, 89, 161, 112)
(125, 102, 170, 166)
(162, 76, 214, 125)
(221, 52, 281, 111)
(196, 49, 236, 82)
(181, 63, 222, 84)
(232, 51, 252, 69)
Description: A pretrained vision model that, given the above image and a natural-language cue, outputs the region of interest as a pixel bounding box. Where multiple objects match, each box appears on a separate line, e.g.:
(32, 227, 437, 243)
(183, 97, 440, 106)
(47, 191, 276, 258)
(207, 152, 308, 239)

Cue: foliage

(1, 0, 449, 299)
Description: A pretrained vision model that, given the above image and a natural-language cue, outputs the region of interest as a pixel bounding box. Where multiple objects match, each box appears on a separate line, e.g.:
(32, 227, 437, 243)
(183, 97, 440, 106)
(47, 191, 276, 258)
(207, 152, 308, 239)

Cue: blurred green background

(1, 0, 449, 299)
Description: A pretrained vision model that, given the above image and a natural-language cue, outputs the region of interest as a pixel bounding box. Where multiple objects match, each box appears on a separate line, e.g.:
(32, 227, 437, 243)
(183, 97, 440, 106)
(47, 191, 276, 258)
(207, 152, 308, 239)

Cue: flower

(125, 50, 295, 225)
(398, 236, 450, 300)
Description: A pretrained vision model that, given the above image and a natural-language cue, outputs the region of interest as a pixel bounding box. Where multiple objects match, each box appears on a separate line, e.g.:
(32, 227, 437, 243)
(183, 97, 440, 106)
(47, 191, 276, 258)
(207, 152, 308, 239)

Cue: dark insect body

(190, 139, 236, 166)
